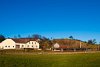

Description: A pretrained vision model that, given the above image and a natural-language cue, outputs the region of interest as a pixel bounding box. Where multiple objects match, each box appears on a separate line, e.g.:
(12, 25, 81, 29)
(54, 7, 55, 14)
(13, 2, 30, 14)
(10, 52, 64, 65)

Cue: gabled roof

(12, 38, 37, 43)
(54, 43, 60, 48)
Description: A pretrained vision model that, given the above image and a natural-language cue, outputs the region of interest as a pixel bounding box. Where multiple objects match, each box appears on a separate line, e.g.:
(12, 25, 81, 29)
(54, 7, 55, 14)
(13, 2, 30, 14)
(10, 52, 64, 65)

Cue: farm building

(0, 38, 39, 49)
(52, 39, 91, 51)
(53, 43, 68, 51)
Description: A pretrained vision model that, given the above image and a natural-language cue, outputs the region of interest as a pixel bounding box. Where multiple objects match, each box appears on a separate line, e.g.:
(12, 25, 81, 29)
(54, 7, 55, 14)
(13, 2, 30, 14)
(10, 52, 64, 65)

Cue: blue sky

(0, 0, 100, 43)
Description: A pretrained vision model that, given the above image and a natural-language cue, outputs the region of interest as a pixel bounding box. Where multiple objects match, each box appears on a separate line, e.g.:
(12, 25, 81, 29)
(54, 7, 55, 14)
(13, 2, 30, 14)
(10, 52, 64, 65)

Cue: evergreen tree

(0, 34, 5, 42)
(69, 36, 74, 40)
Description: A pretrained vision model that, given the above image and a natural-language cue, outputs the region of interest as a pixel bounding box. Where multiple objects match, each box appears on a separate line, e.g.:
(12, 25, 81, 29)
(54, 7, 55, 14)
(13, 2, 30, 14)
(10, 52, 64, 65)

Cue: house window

(13, 46, 14, 48)
(35, 42, 36, 44)
(27, 45, 29, 47)
(8, 46, 10, 47)
(22, 45, 24, 47)
(5, 46, 7, 47)
(32, 45, 33, 47)
(32, 42, 33, 44)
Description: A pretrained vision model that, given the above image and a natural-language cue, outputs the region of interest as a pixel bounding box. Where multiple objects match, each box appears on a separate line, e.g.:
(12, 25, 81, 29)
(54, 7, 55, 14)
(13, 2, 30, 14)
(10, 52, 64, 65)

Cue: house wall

(16, 41, 40, 49)
(26, 41, 39, 49)
(0, 39, 16, 49)
(15, 43, 25, 49)
(53, 43, 60, 48)
(0, 43, 2, 49)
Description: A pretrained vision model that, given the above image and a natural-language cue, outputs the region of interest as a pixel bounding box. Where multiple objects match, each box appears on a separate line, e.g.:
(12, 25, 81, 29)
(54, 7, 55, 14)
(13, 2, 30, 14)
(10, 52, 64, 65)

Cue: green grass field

(0, 53, 100, 67)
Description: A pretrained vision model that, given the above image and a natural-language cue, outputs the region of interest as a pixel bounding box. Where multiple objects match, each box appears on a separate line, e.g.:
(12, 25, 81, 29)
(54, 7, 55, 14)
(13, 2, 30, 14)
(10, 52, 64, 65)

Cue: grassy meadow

(0, 52, 100, 67)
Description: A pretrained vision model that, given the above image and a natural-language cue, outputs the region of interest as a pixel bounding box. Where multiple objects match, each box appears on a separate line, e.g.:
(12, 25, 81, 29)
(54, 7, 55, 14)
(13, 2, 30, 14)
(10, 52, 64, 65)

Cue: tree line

(0, 34, 99, 50)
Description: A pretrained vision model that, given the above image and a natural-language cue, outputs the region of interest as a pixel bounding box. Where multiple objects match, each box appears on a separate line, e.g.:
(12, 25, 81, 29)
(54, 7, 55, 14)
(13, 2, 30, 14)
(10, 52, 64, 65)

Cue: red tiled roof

(59, 45, 68, 49)
(12, 38, 37, 43)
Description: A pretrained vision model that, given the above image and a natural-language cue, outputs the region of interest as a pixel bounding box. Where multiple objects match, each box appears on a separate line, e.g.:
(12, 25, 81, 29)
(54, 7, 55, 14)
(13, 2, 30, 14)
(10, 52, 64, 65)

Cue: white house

(0, 39, 16, 49)
(53, 43, 68, 51)
(0, 38, 40, 49)
(53, 43, 60, 48)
